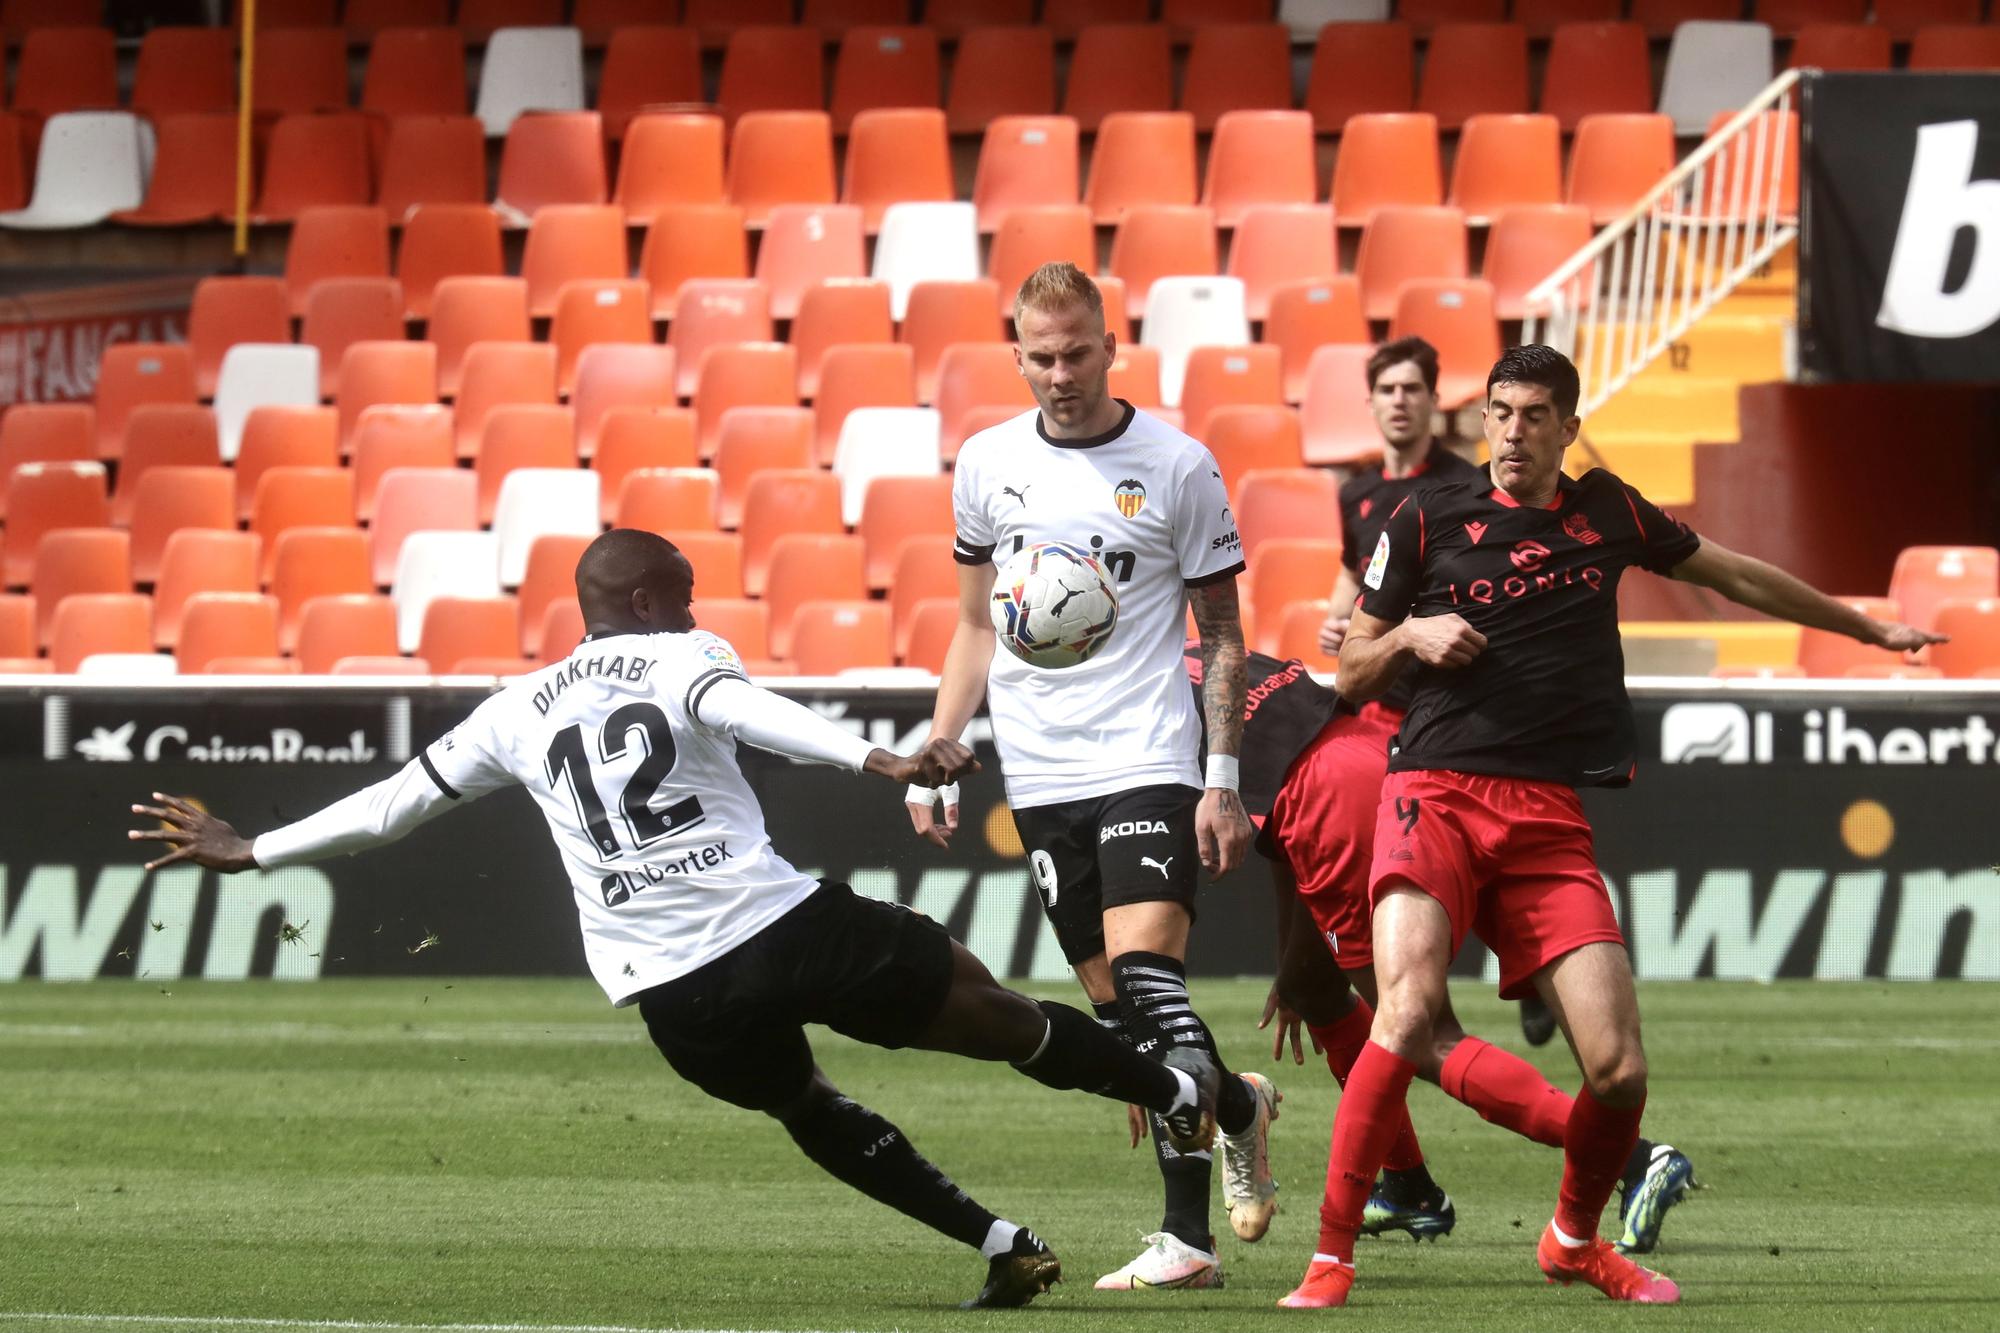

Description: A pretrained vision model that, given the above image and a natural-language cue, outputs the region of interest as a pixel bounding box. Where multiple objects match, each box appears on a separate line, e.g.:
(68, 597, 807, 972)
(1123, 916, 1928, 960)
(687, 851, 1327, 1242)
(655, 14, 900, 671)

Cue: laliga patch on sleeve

(700, 638, 742, 668)
(1363, 531, 1391, 589)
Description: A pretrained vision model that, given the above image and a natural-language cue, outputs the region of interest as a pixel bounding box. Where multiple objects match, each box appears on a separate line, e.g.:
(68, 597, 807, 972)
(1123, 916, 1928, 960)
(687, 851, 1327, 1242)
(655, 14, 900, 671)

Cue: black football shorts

(1010, 783, 1203, 964)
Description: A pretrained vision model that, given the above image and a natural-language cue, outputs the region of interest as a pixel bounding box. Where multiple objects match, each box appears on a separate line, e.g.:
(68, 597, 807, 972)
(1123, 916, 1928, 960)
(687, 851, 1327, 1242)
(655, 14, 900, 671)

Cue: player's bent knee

(1583, 1050, 1648, 1106)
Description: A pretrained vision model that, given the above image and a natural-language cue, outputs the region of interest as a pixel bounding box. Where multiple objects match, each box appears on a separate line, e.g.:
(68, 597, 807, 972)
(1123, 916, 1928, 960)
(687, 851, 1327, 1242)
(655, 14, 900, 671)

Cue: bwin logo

(1877, 120, 2000, 339)
(1660, 702, 1773, 764)
(1101, 819, 1169, 843)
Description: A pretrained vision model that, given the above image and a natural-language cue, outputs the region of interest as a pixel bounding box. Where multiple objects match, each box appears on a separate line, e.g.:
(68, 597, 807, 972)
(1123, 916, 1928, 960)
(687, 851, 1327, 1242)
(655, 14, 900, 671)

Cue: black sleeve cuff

(418, 749, 461, 800)
(953, 538, 996, 566)
(685, 667, 749, 721)
(1185, 560, 1247, 590)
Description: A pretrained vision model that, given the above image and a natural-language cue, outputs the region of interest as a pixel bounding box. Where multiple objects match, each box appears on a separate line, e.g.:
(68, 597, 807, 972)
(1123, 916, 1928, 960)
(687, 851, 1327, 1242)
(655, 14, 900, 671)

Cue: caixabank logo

(1661, 702, 2000, 765)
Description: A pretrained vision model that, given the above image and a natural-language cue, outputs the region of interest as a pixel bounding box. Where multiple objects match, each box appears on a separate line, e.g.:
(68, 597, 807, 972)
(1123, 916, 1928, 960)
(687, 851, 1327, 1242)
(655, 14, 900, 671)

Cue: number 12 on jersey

(544, 702, 706, 858)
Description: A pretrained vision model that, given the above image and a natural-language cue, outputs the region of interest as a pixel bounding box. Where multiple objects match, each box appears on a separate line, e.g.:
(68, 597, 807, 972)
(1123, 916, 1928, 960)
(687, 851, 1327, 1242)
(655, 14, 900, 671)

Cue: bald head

(575, 529, 694, 637)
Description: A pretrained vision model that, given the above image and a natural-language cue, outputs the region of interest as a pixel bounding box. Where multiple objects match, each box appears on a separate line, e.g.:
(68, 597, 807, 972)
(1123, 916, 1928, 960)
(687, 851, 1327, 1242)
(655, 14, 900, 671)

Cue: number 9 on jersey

(990, 540, 1119, 669)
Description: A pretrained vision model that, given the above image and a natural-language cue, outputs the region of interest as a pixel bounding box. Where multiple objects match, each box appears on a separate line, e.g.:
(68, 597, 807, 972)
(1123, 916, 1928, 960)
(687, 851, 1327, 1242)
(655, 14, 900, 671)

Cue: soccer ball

(990, 541, 1119, 668)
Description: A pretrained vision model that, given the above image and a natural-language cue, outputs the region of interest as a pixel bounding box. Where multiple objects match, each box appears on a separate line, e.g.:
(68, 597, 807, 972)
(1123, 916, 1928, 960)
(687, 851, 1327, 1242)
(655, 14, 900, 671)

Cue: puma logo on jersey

(1101, 819, 1170, 843)
(1003, 484, 1031, 506)
(1141, 856, 1175, 879)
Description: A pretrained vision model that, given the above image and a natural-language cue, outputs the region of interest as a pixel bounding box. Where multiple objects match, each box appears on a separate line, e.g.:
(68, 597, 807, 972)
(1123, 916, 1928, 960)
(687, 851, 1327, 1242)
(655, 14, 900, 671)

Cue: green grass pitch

(2, 978, 1996, 1333)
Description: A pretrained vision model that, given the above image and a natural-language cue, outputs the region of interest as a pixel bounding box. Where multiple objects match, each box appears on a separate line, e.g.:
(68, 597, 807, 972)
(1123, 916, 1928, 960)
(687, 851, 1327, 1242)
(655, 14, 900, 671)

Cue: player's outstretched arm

(909, 561, 999, 847)
(1336, 607, 1487, 701)
(128, 793, 256, 872)
(696, 673, 981, 788)
(1671, 541, 1945, 654)
(1189, 577, 1253, 876)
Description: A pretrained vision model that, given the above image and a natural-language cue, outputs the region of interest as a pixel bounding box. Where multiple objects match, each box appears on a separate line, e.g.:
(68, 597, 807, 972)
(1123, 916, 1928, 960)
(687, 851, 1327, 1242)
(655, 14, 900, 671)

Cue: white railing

(1523, 69, 1803, 419)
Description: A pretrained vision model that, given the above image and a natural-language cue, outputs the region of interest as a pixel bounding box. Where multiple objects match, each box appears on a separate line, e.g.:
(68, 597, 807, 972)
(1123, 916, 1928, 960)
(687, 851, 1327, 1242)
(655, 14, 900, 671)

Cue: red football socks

(1439, 1036, 1574, 1149)
(1309, 1002, 1426, 1170)
(1316, 1041, 1418, 1264)
(1553, 1083, 1646, 1241)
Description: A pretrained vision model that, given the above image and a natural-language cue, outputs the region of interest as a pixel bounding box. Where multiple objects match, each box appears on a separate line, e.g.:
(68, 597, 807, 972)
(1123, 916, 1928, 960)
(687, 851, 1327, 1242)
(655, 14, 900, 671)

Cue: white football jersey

(420, 629, 821, 1005)
(953, 401, 1245, 807)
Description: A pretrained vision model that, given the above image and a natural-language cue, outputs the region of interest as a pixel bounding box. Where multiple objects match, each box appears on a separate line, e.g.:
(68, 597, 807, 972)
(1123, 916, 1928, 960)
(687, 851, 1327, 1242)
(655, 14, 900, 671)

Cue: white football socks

(980, 1219, 1023, 1259)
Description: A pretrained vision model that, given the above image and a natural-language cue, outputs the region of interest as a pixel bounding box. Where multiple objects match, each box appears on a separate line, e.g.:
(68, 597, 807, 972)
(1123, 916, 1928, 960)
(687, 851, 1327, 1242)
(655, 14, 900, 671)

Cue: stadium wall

(1, 681, 1995, 986)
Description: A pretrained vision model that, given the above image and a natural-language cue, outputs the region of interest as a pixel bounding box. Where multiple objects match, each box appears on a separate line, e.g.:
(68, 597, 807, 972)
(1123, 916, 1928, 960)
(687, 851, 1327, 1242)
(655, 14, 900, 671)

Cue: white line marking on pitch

(0, 1316, 865, 1333)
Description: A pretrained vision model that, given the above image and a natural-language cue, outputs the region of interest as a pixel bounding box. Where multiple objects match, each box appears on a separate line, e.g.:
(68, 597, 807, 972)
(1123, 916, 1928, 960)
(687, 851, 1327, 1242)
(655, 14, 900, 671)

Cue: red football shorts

(1368, 769, 1625, 999)
(1264, 707, 1399, 971)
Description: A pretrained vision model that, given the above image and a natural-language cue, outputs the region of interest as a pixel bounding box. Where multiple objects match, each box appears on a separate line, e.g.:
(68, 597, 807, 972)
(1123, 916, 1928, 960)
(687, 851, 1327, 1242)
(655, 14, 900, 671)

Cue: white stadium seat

(493, 467, 601, 587)
(833, 407, 942, 525)
(76, 653, 178, 678)
(213, 345, 320, 462)
(873, 202, 982, 320)
(475, 28, 587, 137)
(1140, 276, 1251, 409)
(1280, 0, 1391, 41)
(0, 112, 149, 230)
(1659, 22, 1774, 137)
(392, 530, 501, 652)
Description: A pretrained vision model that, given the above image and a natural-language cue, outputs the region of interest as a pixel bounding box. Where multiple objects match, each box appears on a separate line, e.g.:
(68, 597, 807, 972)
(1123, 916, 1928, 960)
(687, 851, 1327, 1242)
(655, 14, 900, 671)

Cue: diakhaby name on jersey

(1100, 819, 1171, 843)
(532, 652, 659, 716)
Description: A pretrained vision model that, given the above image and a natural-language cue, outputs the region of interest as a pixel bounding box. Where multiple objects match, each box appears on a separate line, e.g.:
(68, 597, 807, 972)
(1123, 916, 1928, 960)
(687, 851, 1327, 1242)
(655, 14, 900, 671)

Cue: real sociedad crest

(1113, 478, 1147, 518)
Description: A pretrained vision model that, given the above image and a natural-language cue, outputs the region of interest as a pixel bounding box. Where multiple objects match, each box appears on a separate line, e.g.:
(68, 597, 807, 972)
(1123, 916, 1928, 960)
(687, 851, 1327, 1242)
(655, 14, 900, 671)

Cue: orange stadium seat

(741, 474, 844, 599)
(1630, 0, 1738, 35)
(971, 117, 1079, 234)
(692, 598, 771, 659)
(928, 0, 1034, 36)
(889, 538, 956, 657)
(1702, 109, 1800, 220)
(693, 343, 799, 460)
(430, 279, 533, 398)
(345, 0, 449, 36)
(843, 108, 953, 233)
(11, 26, 116, 120)
(757, 205, 868, 320)
(1449, 114, 1562, 223)
(1163, 0, 1274, 32)
(618, 115, 730, 227)
(1095, 275, 1133, 342)
(669, 279, 776, 396)
(1106, 205, 1219, 317)
(1331, 112, 1441, 227)
(1485, 204, 1594, 320)
(378, 118, 490, 223)
(300, 278, 406, 398)
(639, 203, 751, 319)
(328, 654, 431, 675)
(396, 204, 504, 320)
(1891, 547, 2000, 632)
(111, 114, 239, 227)
(131, 26, 235, 117)
(815, 344, 919, 465)
(94, 344, 196, 461)
(362, 27, 467, 118)
(1567, 114, 1676, 226)
(935, 344, 1034, 457)
(727, 111, 838, 229)
(1757, 0, 1865, 35)
(597, 411, 701, 518)
(453, 344, 560, 462)
(1842, 663, 1942, 680)
(351, 405, 454, 521)
(0, 593, 34, 658)
(1205, 404, 1303, 504)
(31, 527, 130, 645)
(831, 29, 942, 133)
(337, 342, 438, 448)
(496, 112, 610, 222)
(1418, 23, 1528, 129)
(1390, 279, 1499, 409)
(517, 533, 591, 657)
(176, 593, 281, 674)
(187, 277, 290, 398)
(234, 407, 339, 522)
(476, 404, 577, 523)
(457, 0, 565, 40)
(197, 656, 300, 675)
(791, 281, 895, 398)
(1, 0, 99, 39)
(574, 345, 679, 459)
(715, 407, 816, 527)
(1085, 112, 1198, 225)
(1798, 597, 1906, 675)
(1512, 0, 1620, 35)
(1273, 600, 1340, 672)
(284, 206, 392, 317)
(1181, 25, 1293, 131)
(152, 529, 258, 649)
(1266, 278, 1367, 403)
(417, 597, 523, 673)
(717, 27, 825, 122)
(1234, 466, 1340, 555)
(1398, 0, 1504, 27)
(1044, 0, 1150, 41)
(1246, 539, 1340, 654)
(902, 280, 1006, 403)
(549, 278, 654, 394)
(684, 0, 793, 45)
(270, 528, 372, 652)
(50, 594, 153, 672)
(1064, 25, 1173, 131)
(1109, 344, 1162, 405)
(617, 465, 720, 532)
(1788, 22, 1891, 70)
(1929, 599, 2000, 677)
(947, 28, 1056, 135)
(1872, 0, 1979, 39)
(250, 468, 355, 581)
(901, 596, 957, 671)
(1204, 111, 1318, 229)
(536, 599, 587, 664)
(253, 114, 373, 221)
(0, 404, 94, 515)
(597, 27, 703, 139)
(369, 468, 477, 585)
(804, 0, 912, 34)
(857, 473, 953, 590)
(112, 406, 220, 525)
(521, 204, 629, 318)
(1180, 344, 1284, 440)
(987, 206, 1093, 317)
(1540, 23, 1652, 130)
(790, 601, 893, 673)
(1229, 205, 1337, 321)
(1304, 22, 1414, 133)
(129, 466, 234, 585)
(662, 530, 746, 598)
(1356, 205, 1469, 320)
(295, 590, 397, 670)
(0, 110, 24, 213)
(764, 535, 868, 657)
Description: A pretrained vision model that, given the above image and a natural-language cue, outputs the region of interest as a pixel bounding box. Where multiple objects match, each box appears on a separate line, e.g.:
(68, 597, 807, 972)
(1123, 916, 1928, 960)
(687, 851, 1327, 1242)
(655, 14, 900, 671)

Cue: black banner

(1, 682, 1995, 986)
(1800, 71, 2000, 382)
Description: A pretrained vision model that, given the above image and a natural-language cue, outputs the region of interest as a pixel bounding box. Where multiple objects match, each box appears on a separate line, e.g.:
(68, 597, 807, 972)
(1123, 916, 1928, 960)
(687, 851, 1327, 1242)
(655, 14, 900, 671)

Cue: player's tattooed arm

(1188, 579, 1253, 876)
(1671, 540, 1945, 654)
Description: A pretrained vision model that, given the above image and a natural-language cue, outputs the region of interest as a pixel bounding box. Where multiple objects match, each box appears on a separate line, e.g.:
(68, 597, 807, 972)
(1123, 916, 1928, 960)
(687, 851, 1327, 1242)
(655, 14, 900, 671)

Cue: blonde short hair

(1013, 261, 1104, 328)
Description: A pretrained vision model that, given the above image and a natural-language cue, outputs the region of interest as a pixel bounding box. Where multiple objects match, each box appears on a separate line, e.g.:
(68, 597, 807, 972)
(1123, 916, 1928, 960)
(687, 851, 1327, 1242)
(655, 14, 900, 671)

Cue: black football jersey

(1339, 445, 1484, 713)
(1354, 468, 1700, 787)
(1184, 643, 1347, 821)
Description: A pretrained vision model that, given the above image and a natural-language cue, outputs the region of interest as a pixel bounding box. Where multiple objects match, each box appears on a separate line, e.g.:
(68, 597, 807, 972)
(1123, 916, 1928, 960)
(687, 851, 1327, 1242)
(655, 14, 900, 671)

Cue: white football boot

(1093, 1232, 1224, 1290)
(1220, 1071, 1281, 1242)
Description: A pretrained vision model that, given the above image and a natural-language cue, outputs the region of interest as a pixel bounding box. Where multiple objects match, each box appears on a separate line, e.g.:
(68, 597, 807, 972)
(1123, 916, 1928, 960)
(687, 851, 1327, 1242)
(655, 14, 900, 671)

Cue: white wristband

(1205, 754, 1240, 792)
(905, 782, 961, 807)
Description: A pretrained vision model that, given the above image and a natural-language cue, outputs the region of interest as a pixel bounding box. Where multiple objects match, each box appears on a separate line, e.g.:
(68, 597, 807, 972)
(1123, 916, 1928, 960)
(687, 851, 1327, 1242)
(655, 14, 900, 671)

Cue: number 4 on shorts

(1395, 797, 1420, 834)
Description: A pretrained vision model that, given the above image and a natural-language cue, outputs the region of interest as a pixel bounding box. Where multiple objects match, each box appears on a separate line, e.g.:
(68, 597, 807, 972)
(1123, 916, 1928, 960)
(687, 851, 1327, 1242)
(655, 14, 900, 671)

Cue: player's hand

(1195, 787, 1253, 878)
(1258, 983, 1319, 1065)
(1318, 613, 1350, 656)
(906, 783, 961, 849)
(1126, 1102, 1147, 1149)
(1868, 619, 1948, 654)
(127, 793, 256, 873)
(1403, 613, 1487, 669)
(873, 738, 980, 788)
